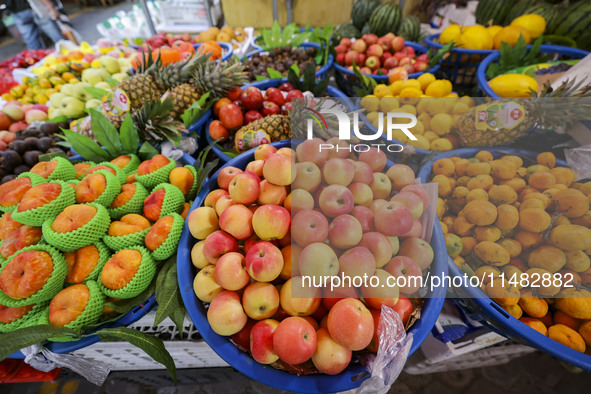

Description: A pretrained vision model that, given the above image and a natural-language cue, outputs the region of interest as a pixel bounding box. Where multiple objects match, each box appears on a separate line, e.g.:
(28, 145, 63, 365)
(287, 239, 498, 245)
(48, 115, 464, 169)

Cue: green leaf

(105, 280, 155, 314)
(106, 77, 119, 88)
(287, 67, 301, 89)
(95, 327, 177, 384)
(55, 140, 72, 148)
(271, 21, 282, 46)
(523, 36, 542, 65)
(313, 76, 330, 96)
(39, 151, 68, 162)
(290, 63, 300, 77)
(351, 63, 377, 96)
(85, 86, 109, 100)
(120, 114, 140, 153)
(302, 62, 316, 93)
(428, 41, 454, 69)
(154, 257, 185, 335)
(194, 142, 219, 196)
(267, 67, 284, 79)
(89, 108, 122, 158)
(540, 35, 577, 47)
(0, 325, 79, 361)
(60, 128, 110, 162)
(261, 30, 273, 49)
(138, 142, 159, 160)
(48, 115, 69, 124)
(254, 74, 268, 81)
(180, 92, 212, 128)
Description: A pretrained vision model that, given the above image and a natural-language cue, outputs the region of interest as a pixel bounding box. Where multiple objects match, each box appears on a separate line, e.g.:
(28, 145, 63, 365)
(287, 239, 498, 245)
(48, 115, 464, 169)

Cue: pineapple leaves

(59, 128, 110, 162)
(85, 86, 109, 100)
(120, 113, 140, 153)
(89, 108, 123, 158)
(138, 141, 160, 160)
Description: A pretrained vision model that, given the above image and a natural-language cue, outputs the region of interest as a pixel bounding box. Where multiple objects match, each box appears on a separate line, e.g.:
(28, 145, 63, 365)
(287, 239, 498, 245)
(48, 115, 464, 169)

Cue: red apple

(404, 45, 416, 57)
(240, 87, 264, 110)
(417, 53, 429, 63)
(245, 241, 284, 282)
(214, 252, 250, 291)
(377, 36, 391, 51)
(400, 184, 429, 208)
(298, 242, 339, 281)
(242, 282, 280, 320)
(352, 205, 374, 232)
(231, 318, 256, 352)
(336, 53, 346, 65)
(359, 66, 372, 74)
(402, 63, 416, 74)
(278, 82, 295, 92)
(273, 317, 317, 365)
(244, 110, 263, 124)
(293, 162, 322, 192)
(362, 33, 378, 46)
(312, 328, 352, 375)
(285, 90, 304, 103)
(384, 57, 399, 69)
(250, 319, 280, 364)
(203, 230, 240, 264)
(352, 161, 374, 184)
(340, 37, 352, 47)
(291, 209, 329, 247)
(374, 201, 413, 237)
(339, 246, 376, 279)
(393, 296, 414, 326)
(295, 138, 329, 166)
(323, 158, 354, 186)
(359, 232, 394, 268)
(328, 214, 363, 249)
(352, 39, 367, 53)
(391, 191, 424, 220)
(228, 173, 260, 205)
(392, 36, 405, 52)
(398, 237, 434, 270)
(252, 204, 290, 241)
(207, 290, 248, 336)
(361, 269, 399, 309)
(358, 147, 387, 172)
(217, 166, 243, 190)
(365, 55, 381, 71)
(263, 87, 285, 107)
(414, 61, 428, 72)
(367, 44, 384, 58)
(260, 101, 281, 116)
(327, 299, 374, 351)
(322, 283, 358, 310)
(334, 44, 348, 54)
(318, 185, 354, 217)
(384, 255, 423, 294)
(345, 51, 356, 66)
(393, 51, 407, 61)
(219, 204, 253, 240)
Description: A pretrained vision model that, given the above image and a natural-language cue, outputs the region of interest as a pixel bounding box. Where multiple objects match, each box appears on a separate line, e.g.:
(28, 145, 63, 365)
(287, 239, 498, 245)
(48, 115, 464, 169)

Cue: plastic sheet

(565, 144, 591, 181)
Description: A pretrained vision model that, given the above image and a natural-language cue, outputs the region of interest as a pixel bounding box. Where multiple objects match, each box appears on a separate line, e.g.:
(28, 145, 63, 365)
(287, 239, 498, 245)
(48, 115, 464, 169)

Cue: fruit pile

(0, 50, 52, 94)
(335, 33, 430, 76)
(243, 46, 318, 81)
(0, 153, 197, 333)
(188, 140, 436, 374)
(335, 1, 412, 42)
(0, 101, 52, 148)
(432, 150, 591, 353)
(196, 26, 249, 50)
(360, 74, 468, 152)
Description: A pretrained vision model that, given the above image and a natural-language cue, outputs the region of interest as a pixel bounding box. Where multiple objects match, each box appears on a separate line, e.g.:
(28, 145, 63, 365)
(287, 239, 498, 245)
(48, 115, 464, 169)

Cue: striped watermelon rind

(351, 0, 381, 30)
(504, 1, 559, 31)
(368, 2, 402, 37)
(333, 22, 361, 43)
(552, 0, 591, 49)
(398, 15, 421, 42)
(476, 0, 516, 26)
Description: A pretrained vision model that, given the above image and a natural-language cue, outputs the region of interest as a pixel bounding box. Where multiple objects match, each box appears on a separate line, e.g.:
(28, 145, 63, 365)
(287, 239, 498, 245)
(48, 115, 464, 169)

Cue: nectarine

(0, 250, 53, 299)
(48, 283, 90, 326)
(65, 244, 102, 284)
(101, 249, 142, 290)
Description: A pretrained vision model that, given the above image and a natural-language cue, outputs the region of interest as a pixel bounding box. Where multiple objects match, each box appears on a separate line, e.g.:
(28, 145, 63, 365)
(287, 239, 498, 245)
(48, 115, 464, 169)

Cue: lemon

(431, 138, 453, 151)
(493, 26, 531, 49)
(487, 25, 503, 38)
(366, 111, 383, 127)
(440, 24, 462, 44)
(458, 96, 475, 107)
(418, 112, 432, 129)
(452, 102, 470, 115)
(374, 84, 390, 97)
(417, 73, 436, 91)
(446, 92, 459, 98)
(399, 104, 417, 116)
(409, 135, 430, 150)
(392, 129, 410, 143)
(424, 131, 439, 142)
(489, 74, 538, 97)
(425, 79, 452, 97)
(389, 80, 404, 96)
(431, 113, 453, 136)
(360, 96, 380, 112)
(510, 14, 546, 39)
(457, 25, 493, 50)
(402, 79, 421, 90)
(411, 120, 425, 135)
(426, 98, 454, 116)
(380, 97, 399, 112)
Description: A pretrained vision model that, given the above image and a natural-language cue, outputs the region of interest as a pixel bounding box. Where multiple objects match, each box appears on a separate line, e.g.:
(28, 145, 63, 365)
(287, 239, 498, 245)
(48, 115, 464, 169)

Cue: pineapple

(236, 114, 291, 142)
(192, 60, 248, 99)
(133, 99, 186, 146)
(454, 78, 591, 147)
(114, 50, 163, 111)
(167, 83, 202, 120)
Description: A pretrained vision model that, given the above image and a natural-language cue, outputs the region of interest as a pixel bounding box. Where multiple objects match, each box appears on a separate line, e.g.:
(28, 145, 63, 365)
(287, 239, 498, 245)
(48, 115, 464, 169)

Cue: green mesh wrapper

(98, 246, 156, 299)
(68, 179, 80, 187)
(45, 157, 77, 181)
(147, 183, 185, 219)
(12, 181, 76, 227)
(42, 203, 110, 252)
(77, 169, 121, 208)
(149, 213, 184, 260)
(65, 240, 111, 284)
(0, 244, 67, 307)
(74, 162, 95, 180)
(136, 157, 175, 189)
(0, 301, 49, 333)
(103, 227, 150, 251)
(90, 162, 126, 185)
(107, 183, 149, 220)
(185, 165, 199, 202)
(115, 154, 140, 176)
(0, 173, 46, 214)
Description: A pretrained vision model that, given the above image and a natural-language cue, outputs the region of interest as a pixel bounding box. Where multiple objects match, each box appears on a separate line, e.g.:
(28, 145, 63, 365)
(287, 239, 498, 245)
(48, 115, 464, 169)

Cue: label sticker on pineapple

(475, 101, 526, 131)
(103, 89, 130, 116)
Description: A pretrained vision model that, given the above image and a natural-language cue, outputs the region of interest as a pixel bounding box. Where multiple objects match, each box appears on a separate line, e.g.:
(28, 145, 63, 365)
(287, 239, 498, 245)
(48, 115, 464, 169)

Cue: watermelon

(333, 22, 362, 43)
(398, 15, 421, 42)
(361, 22, 371, 35)
(504, 1, 559, 31)
(368, 2, 402, 37)
(552, 1, 591, 50)
(351, 0, 381, 29)
(476, 0, 516, 26)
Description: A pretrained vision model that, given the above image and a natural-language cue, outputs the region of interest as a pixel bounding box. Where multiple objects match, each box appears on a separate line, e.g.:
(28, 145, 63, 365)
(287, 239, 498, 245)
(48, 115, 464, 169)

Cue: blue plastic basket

(7, 152, 196, 359)
(417, 147, 591, 372)
(177, 139, 447, 393)
(194, 41, 234, 62)
(333, 41, 441, 97)
(476, 44, 590, 97)
(205, 84, 352, 164)
(425, 34, 495, 89)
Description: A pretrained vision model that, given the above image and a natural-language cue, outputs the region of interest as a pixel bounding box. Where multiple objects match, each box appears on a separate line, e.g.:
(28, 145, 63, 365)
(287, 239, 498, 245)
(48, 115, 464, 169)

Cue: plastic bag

(565, 144, 591, 181)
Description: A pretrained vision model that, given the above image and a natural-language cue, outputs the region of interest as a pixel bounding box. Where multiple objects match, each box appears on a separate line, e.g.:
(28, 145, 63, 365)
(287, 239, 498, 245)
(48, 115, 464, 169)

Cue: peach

(375, 201, 413, 237)
(48, 284, 90, 326)
(126, 173, 137, 183)
(349, 182, 373, 207)
(188, 206, 219, 240)
(17, 183, 62, 212)
(352, 205, 374, 232)
(359, 232, 394, 268)
(137, 154, 169, 175)
(400, 184, 430, 208)
(361, 269, 399, 309)
(0, 225, 43, 259)
(298, 242, 339, 281)
(287, 189, 314, 214)
(280, 276, 321, 316)
(384, 256, 423, 294)
(109, 184, 136, 209)
(204, 189, 229, 208)
(263, 153, 293, 186)
(327, 298, 374, 351)
(74, 162, 93, 178)
(0, 177, 32, 208)
(369, 199, 388, 214)
(203, 230, 239, 264)
(352, 161, 374, 185)
(242, 282, 280, 320)
(323, 158, 354, 186)
(325, 137, 351, 160)
(277, 147, 295, 158)
(169, 167, 194, 196)
(295, 138, 329, 166)
(86, 165, 117, 178)
(229, 173, 260, 205)
(293, 162, 322, 192)
(319, 185, 354, 217)
(30, 160, 57, 179)
(207, 290, 248, 336)
(312, 327, 352, 375)
(218, 204, 253, 240)
(245, 241, 283, 282)
(250, 318, 280, 364)
(322, 283, 358, 310)
(370, 172, 392, 200)
(108, 213, 151, 236)
(111, 155, 132, 169)
(214, 252, 250, 291)
(65, 244, 100, 284)
(0, 304, 34, 324)
(0, 213, 22, 241)
(0, 250, 53, 299)
(254, 144, 277, 161)
(328, 214, 363, 249)
(143, 189, 165, 221)
(217, 166, 243, 190)
(391, 191, 424, 220)
(214, 195, 236, 216)
(257, 180, 287, 206)
(291, 209, 329, 247)
(246, 160, 264, 177)
(398, 237, 434, 270)
(386, 164, 415, 191)
(75, 173, 108, 204)
(191, 240, 209, 269)
(100, 249, 142, 290)
(339, 246, 376, 279)
(273, 316, 317, 364)
(145, 216, 174, 251)
(252, 204, 290, 241)
(280, 244, 301, 280)
(193, 264, 222, 302)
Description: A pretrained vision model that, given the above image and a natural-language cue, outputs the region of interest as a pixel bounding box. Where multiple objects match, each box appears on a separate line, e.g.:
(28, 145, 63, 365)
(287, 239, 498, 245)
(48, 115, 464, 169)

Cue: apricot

(499, 177, 526, 193)
(143, 189, 165, 221)
(463, 200, 497, 226)
(553, 189, 589, 218)
(110, 184, 136, 209)
(169, 167, 194, 196)
(65, 244, 101, 284)
(528, 245, 566, 273)
(454, 158, 470, 176)
(467, 175, 493, 191)
(520, 318, 548, 336)
(495, 204, 519, 231)
(460, 236, 477, 256)
(498, 239, 522, 257)
(433, 158, 455, 177)
(51, 204, 97, 233)
(466, 188, 489, 202)
(111, 155, 132, 169)
(519, 208, 551, 233)
(74, 162, 93, 179)
(137, 154, 170, 175)
(101, 249, 142, 290)
(0, 304, 34, 324)
(551, 167, 576, 187)
(0, 250, 53, 299)
(504, 304, 522, 319)
(48, 284, 90, 327)
(145, 216, 174, 251)
(491, 160, 517, 180)
(0, 213, 22, 241)
(30, 160, 58, 179)
(0, 225, 43, 259)
(579, 321, 591, 346)
(518, 294, 548, 318)
(474, 226, 501, 242)
(108, 214, 150, 236)
(0, 178, 32, 208)
(528, 171, 556, 190)
(488, 185, 517, 205)
(452, 215, 475, 236)
(554, 310, 581, 331)
(475, 151, 493, 162)
(548, 324, 586, 353)
(549, 225, 591, 251)
(180, 202, 191, 220)
(466, 162, 491, 176)
(17, 183, 62, 212)
(554, 289, 591, 319)
(474, 241, 510, 266)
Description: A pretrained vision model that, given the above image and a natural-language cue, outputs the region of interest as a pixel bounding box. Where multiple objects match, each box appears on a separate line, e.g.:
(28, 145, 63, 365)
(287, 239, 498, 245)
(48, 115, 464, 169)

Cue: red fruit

(227, 86, 243, 101)
(213, 97, 232, 117)
(403, 46, 416, 57)
(365, 56, 380, 71)
(209, 120, 229, 142)
(261, 101, 281, 116)
(377, 36, 391, 51)
(334, 44, 348, 54)
(340, 37, 352, 47)
(417, 53, 429, 63)
(278, 83, 295, 92)
(362, 34, 378, 46)
(336, 53, 345, 65)
(281, 102, 293, 115)
(414, 61, 428, 72)
(240, 87, 264, 111)
(0, 114, 10, 130)
(8, 122, 27, 133)
(359, 66, 372, 74)
(285, 90, 304, 102)
(401, 63, 416, 74)
(381, 52, 392, 63)
(232, 100, 245, 112)
(264, 87, 285, 106)
(392, 297, 413, 326)
(244, 110, 263, 124)
(218, 103, 244, 129)
(393, 52, 406, 60)
(384, 57, 399, 69)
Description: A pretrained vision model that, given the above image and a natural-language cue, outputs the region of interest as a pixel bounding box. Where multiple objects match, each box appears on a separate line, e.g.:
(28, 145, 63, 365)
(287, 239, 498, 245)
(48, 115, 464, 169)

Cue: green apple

(82, 68, 105, 86)
(60, 97, 86, 118)
(49, 92, 67, 108)
(97, 68, 111, 81)
(48, 107, 63, 119)
(99, 55, 120, 74)
(94, 81, 112, 91)
(70, 82, 92, 102)
(111, 73, 127, 82)
(60, 83, 76, 97)
(85, 98, 102, 109)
